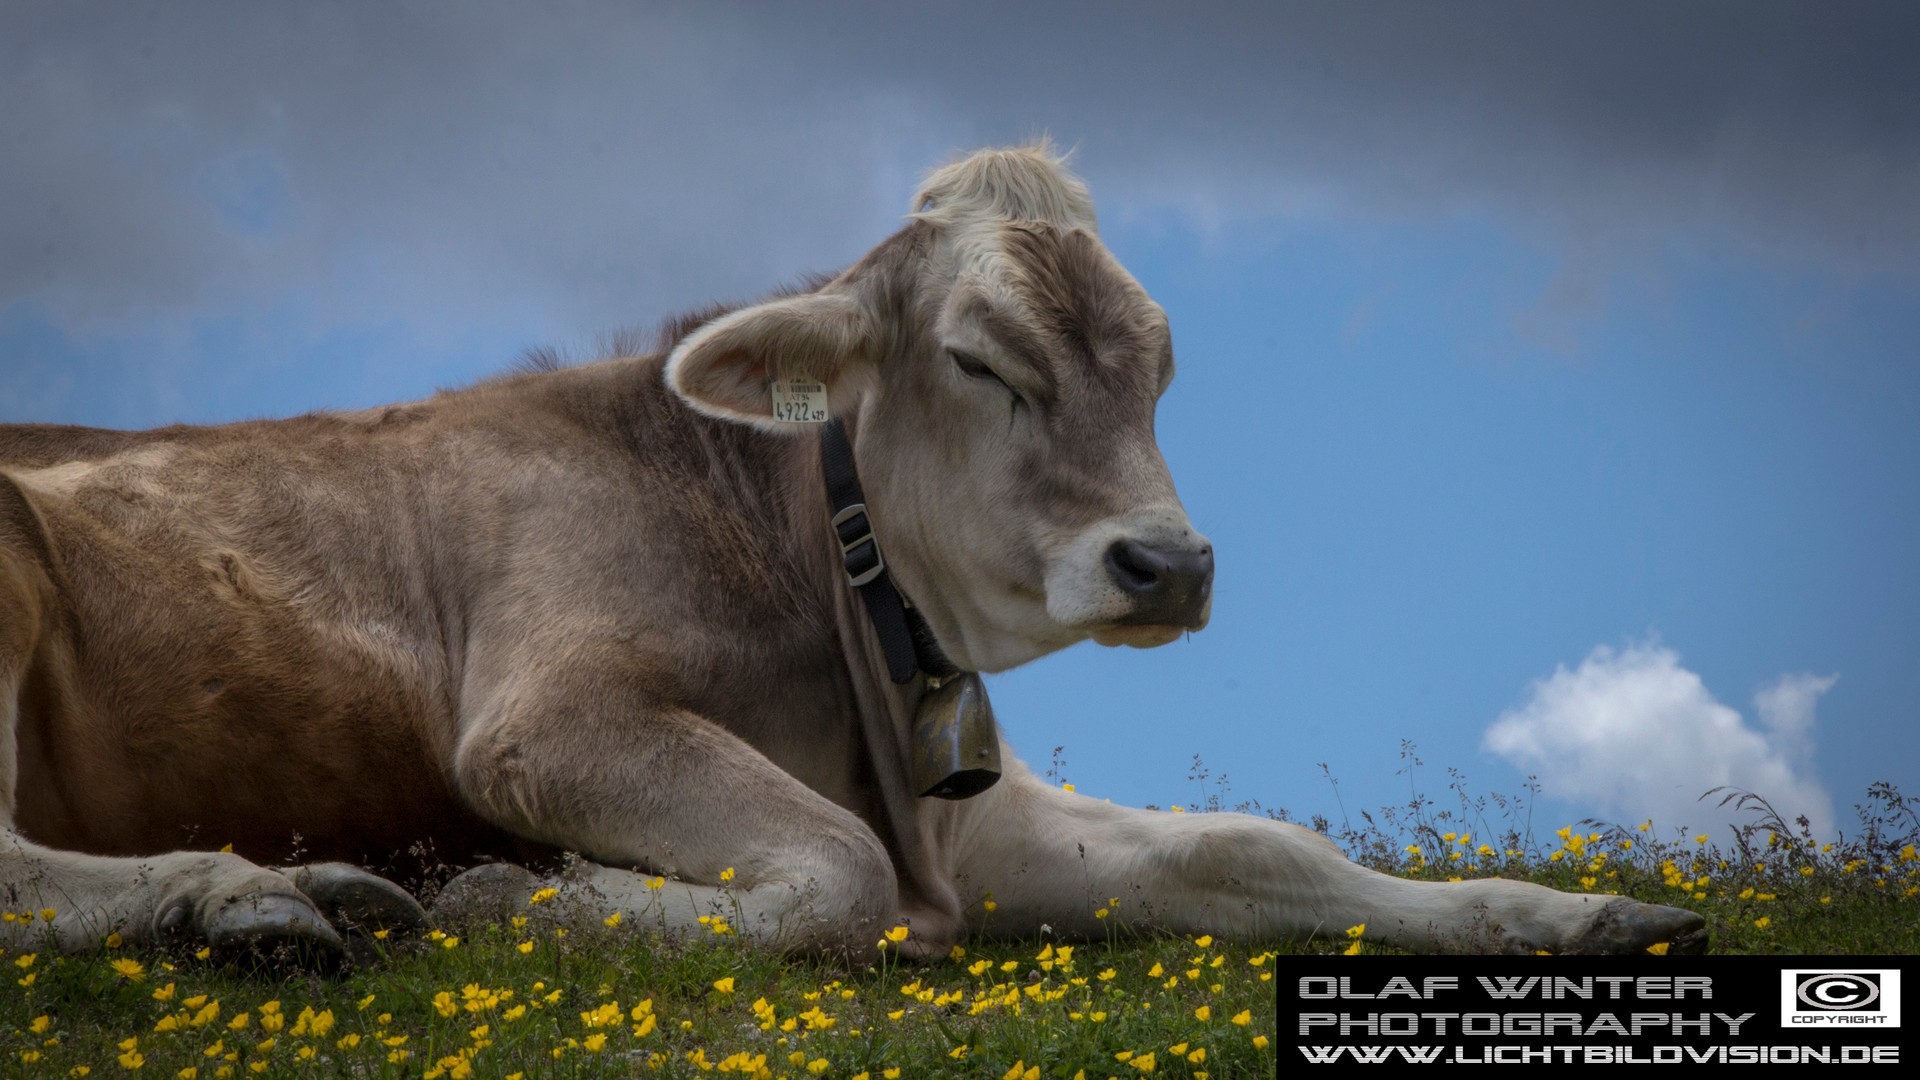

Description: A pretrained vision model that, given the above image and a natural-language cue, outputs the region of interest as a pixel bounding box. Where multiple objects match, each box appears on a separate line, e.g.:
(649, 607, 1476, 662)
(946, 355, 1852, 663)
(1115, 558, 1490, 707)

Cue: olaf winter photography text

(3, 2, 1917, 1076)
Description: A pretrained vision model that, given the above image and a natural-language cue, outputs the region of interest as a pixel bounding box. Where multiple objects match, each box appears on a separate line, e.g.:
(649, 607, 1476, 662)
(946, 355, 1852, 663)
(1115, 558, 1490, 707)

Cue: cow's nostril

(1105, 538, 1165, 594)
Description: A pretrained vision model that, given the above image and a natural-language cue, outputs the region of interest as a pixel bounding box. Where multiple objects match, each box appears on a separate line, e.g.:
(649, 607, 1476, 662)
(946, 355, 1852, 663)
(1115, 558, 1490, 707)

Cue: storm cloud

(6, 0, 1916, 340)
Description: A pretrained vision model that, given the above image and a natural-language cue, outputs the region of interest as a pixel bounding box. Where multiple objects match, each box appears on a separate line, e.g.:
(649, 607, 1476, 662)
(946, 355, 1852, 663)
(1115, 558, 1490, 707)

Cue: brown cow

(0, 145, 1706, 960)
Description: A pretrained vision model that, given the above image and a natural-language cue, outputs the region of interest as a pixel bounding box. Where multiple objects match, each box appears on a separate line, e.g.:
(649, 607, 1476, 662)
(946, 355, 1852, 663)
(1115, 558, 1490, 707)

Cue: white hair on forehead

(909, 141, 1098, 234)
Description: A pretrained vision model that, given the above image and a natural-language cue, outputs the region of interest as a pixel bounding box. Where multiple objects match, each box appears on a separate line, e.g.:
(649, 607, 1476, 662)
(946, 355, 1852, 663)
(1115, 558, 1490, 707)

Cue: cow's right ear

(665, 291, 878, 433)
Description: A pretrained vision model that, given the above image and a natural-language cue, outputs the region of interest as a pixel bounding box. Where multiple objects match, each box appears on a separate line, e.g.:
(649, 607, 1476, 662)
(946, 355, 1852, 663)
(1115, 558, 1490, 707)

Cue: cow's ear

(665, 291, 878, 432)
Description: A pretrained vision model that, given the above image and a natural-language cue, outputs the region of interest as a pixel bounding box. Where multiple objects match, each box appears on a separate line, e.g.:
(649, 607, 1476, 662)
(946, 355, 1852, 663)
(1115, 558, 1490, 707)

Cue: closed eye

(956, 345, 1013, 384)
(950, 348, 1024, 428)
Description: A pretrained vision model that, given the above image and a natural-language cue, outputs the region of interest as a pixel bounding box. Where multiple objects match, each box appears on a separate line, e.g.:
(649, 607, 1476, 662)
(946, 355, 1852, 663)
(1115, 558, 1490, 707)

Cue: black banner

(1278, 955, 1915, 1065)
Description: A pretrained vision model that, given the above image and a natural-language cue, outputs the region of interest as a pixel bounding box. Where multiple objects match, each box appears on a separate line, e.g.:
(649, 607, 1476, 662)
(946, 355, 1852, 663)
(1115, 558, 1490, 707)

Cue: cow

(0, 144, 1707, 962)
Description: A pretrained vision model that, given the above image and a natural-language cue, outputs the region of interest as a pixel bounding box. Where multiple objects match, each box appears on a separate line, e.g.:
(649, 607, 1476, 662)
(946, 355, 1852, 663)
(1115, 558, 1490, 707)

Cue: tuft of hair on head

(909, 139, 1098, 234)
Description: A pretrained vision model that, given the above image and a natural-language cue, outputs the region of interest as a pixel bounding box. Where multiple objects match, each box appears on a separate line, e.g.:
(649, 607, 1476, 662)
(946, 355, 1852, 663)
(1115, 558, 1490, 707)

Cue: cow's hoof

(433, 862, 543, 927)
(279, 863, 427, 935)
(1567, 899, 1709, 955)
(203, 893, 346, 969)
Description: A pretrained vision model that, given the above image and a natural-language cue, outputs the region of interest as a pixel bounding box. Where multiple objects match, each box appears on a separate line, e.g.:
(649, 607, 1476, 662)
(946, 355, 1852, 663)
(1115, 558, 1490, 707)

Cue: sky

(5, 1, 1917, 849)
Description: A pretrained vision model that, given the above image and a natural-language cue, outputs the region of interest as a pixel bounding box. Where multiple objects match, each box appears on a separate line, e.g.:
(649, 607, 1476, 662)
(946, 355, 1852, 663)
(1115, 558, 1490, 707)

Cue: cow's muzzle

(1102, 536, 1214, 630)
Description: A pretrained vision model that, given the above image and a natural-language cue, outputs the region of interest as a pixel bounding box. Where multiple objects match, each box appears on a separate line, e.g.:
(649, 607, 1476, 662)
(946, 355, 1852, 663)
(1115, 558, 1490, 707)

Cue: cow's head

(667, 144, 1211, 672)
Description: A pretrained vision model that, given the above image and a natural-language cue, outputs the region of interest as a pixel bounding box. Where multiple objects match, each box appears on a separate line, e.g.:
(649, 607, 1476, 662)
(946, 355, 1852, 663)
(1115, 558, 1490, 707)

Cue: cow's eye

(950, 350, 1016, 396)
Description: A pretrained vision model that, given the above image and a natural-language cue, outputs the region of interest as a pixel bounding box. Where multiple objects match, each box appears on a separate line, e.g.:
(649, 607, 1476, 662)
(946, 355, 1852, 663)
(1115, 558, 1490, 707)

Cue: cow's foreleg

(448, 673, 908, 956)
(953, 756, 1706, 954)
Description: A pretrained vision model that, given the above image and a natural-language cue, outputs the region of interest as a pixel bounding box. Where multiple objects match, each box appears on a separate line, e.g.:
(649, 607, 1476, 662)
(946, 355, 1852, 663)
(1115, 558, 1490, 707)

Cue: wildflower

(1345, 923, 1366, 939)
(713, 976, 736, 993)
(1194, 934, 1213, 948)
(1195, 1005, 1211, 1022)
(647, 876, 665, 889)
(529, 887, 559, 905)
(882, 925, 909, 944)
(517, 941, 534, 953)
(13, 953, 34, 969)
(1694, 834, 1709, 844)
(1646, 942, 1670, 956)
(1754, 917, 1771, 929)
(111, 957, 147, 981)
(1231, 1009, 1252, 1026)
(1128, 1051, 1158, 1072)
(582, 1033, 607, 1053)
(604, 911, 622, 927)
(106, 932, 124, 948)
(720, 867, 736, 883)
(1253, 1035, 1270, 1050)
(983, 897, 997, 912)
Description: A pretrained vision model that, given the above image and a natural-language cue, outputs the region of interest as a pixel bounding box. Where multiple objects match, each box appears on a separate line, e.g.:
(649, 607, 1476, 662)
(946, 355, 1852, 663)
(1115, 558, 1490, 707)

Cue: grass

(3, 762, 1914, 1077)
(0, 912, 1278, 1078)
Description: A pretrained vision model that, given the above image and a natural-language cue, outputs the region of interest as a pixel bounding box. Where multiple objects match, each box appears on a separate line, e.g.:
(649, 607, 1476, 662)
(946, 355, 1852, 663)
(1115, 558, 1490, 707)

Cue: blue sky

(5, 1, 1916, 847)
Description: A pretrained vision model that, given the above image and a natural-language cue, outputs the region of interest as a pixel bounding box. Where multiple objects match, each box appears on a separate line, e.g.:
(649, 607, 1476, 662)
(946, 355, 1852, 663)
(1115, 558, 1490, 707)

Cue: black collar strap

(819, 418, 960, 684)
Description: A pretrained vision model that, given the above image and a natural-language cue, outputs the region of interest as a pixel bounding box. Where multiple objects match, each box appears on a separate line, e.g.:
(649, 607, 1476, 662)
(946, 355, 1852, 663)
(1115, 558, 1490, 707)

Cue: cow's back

(0, 406, 508, 866)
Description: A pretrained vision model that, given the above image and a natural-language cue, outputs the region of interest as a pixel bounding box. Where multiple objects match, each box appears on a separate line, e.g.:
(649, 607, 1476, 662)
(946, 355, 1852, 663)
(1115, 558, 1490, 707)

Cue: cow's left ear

(665, 290, 878, 432)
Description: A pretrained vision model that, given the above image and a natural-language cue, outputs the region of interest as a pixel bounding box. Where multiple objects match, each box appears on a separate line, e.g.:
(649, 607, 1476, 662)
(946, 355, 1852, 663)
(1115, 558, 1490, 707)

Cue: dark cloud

(4, 0, 1915, 336)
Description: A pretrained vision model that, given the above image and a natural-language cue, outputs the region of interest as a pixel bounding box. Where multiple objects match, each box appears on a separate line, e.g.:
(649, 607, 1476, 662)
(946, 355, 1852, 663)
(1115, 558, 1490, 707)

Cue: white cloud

(1483, 643, 1836, 837)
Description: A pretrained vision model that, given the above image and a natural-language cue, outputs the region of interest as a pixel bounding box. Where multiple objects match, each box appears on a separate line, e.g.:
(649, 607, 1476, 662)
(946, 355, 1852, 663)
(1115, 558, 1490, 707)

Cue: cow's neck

(655, 382, 966, 940)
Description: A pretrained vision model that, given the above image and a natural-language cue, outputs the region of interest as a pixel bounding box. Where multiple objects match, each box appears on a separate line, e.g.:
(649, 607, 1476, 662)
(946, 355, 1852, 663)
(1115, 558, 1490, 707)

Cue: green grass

(1, 917, 1278, 1078)
(3, 769, 1914, 1078)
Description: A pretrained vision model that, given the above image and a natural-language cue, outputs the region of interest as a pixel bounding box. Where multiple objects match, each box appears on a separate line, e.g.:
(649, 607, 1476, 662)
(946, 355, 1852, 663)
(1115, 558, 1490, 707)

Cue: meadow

(4, 759, 1914, 1078)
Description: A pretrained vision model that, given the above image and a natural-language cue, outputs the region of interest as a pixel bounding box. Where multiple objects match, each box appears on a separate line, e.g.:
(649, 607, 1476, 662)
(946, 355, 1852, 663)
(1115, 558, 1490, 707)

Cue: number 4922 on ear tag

(771, 379, 829, 423)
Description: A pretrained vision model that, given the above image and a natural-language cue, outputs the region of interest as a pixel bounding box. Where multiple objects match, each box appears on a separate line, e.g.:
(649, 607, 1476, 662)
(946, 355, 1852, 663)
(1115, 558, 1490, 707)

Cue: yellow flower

(1253, 1035, 1270, 1050)
(1194, 1005, 1211, 1021)
(517, 941, 534, 953)
(1646, 942, 1670, 956)
(582, 1033, 607, 1053)
(1194, 934, 1213, 948)
(713, 977, 736, 993)
(105, 932, 124, 948)
(111, 957, 146, 981)
(1129, 1051, 1158, 1072)
(603, 911, 622, 927)
(1694, 834, 1709, 844)
(529, 887, 559, 905)
(647, 876, 665, 889)
(13, 953, 33, 969)
(1231, 1009, 1252, 1026)
(1754, 917, 1771, 929)
(883, 925, 909, 944)
(720, 867, 736, 883)
(1345, 923, 1366, 939)
(118, 1050, 144, 1070)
